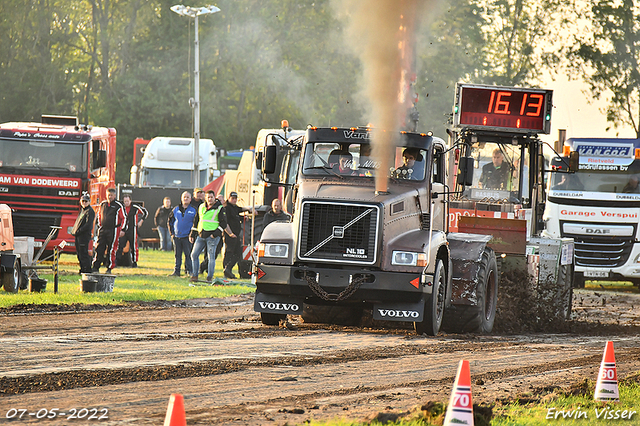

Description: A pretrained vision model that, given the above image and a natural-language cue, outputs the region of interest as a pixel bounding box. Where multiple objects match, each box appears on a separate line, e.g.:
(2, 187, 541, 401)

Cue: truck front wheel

(2, 258, 21, 293)
(261, 312, 286, 326)
(414, 259, 445, 336)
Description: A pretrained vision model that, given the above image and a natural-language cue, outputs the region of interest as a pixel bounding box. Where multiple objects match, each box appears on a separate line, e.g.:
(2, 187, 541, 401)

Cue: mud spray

(335, 0, 429, 193)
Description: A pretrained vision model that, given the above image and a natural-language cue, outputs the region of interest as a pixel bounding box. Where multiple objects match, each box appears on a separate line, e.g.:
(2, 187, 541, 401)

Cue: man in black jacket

(223, 191, 254, 279)
(116, 194, 148, 268)
(92, 188, 127, 274)
(71, 194, 95, 274)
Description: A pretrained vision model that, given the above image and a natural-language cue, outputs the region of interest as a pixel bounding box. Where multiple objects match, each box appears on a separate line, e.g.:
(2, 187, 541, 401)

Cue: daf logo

(0, 187, 8, 193)
(585, 228, 610, 234)
(59, 190, 80, 197)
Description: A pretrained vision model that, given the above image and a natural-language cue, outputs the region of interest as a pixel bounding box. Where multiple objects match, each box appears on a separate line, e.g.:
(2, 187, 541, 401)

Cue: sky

(539, 72, 638, 145)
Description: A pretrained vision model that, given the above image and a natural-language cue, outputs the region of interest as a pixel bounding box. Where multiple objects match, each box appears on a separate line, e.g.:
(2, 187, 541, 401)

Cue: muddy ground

(0, 289, 639, 425)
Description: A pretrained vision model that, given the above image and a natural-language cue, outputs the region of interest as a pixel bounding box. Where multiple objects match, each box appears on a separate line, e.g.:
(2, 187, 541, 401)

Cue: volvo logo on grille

(333, 226, 344, 238)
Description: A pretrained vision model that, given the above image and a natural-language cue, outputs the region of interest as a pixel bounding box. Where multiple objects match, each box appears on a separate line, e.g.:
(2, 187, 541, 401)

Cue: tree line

(1, 0, 639, 183)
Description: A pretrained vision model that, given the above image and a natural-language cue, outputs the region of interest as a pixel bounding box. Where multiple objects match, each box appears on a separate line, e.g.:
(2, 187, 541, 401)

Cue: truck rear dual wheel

(414, 259, 446, 336)
(1, 258, 21, 293)
(442, 248, 498, 334)
(260, 312, 286, 325)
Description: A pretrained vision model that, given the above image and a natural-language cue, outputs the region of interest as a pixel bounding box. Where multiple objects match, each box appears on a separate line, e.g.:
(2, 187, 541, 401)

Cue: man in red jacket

(92, 188, 127, 274)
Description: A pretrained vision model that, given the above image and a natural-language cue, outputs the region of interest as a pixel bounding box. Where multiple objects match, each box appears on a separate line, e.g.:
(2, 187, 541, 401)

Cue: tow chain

(305, 273, 366, 301)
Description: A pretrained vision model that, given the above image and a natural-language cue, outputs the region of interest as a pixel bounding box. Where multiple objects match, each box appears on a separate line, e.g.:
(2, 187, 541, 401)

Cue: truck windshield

(0, 138, 87, 173)
(142, 168, 206, 187)
(460, 142, 529, 203)
(549, 164, 640, 194)
(302, 142, 427, 181)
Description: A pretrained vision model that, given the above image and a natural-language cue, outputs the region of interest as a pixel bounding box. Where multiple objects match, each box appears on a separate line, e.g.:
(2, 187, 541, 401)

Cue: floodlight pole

(171, 4, 220, 188)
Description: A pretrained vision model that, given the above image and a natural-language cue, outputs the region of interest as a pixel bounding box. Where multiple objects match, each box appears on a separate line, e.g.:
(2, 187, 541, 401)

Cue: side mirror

(568, 151, 579, 172)
(458, 157, 474, 187)
(263, 145, 277, 174)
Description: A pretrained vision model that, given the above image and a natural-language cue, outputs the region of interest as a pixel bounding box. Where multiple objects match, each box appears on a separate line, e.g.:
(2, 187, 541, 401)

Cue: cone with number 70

(444, 359, 474, 426)
(594, 341, 619, 402)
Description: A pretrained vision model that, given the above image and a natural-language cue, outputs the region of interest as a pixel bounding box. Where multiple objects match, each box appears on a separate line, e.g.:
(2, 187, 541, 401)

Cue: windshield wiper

(305, 166, 344, 179)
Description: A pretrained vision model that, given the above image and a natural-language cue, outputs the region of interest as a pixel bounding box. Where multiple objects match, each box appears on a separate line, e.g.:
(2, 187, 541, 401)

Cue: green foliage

(0, 249, 253, 307)
(566, 0, 640, 137)
(0, 0, 576, 183)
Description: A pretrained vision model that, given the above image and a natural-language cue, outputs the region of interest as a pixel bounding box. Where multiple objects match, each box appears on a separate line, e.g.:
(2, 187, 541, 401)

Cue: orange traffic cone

(443, 359, 474, 426)
(594, 341, 619, 402)
(164, 393, 187, 426)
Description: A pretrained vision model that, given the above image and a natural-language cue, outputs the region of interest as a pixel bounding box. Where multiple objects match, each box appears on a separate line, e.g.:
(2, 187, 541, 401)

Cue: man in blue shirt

(167, 191, 197, 277)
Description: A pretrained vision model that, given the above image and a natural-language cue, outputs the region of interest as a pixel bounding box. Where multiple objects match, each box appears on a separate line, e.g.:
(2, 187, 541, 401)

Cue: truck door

(431, 146, 447, 232)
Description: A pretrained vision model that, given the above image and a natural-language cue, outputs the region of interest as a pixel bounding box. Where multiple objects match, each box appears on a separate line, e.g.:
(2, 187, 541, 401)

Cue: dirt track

(0, 289, 639, 425)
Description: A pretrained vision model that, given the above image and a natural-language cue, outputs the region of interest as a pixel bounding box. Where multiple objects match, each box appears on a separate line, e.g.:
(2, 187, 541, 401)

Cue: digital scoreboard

(453, 83, 553, 134)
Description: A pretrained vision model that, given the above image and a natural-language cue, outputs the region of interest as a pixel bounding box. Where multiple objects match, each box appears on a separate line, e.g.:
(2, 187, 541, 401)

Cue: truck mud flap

(254, 291, 304, 315)
(447, 233, 492, 305)
(373, 298, 424, 322)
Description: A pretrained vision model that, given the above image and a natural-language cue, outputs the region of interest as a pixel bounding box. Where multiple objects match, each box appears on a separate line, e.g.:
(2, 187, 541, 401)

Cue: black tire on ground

(442, 247, 498, 333)
(573, 271, 585, 288)
(238, 260, 252, 279)
(19, 270, 29, 290)
(260, 312, 286, 325)
(414, 259, 446, 336)
(302, 304, 363, 326)
(2, 258, 21, 293)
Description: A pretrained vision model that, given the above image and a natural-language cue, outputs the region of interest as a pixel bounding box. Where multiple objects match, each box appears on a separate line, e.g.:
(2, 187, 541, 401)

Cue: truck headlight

(259, 243, 289, 258)
(391, 251, 427, 266)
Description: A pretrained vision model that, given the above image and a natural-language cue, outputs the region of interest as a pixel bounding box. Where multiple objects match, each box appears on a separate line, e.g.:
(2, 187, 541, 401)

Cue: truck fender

(0, 253, 19, 270)
(447, 233, 492, 305)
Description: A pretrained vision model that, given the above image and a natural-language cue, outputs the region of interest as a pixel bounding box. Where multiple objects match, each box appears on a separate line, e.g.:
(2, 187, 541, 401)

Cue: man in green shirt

(190, 190, 231, 282)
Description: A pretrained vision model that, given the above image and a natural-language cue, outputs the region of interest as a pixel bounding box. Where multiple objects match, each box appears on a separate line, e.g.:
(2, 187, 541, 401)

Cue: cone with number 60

(594, 341, 619, 402)
(444, 359, 474, 426)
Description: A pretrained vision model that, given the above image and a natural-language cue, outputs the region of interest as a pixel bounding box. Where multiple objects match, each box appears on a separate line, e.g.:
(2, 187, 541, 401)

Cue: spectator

(479, 149, 511, 189)
(262, 198, 291, 230)
(168, 191, 197, 277)
(92, 188, 127, 274)
(71, 193, 95, 274)
(154, 197, 173, 251)
(116, 194, 148, 268)
(190, 190, 230, 282)
(223, 191, 254, 279)
(191, 187, 204, 209)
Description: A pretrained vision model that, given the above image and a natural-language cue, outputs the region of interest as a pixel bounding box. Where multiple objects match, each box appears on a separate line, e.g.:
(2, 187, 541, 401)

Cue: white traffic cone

(594, 341, 619, 402)
(444, 359, 474, 426)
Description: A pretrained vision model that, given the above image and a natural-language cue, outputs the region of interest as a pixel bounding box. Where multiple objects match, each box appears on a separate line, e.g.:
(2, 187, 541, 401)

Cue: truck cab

(130, 136, 217, 187)
(253, 126, 493, 335)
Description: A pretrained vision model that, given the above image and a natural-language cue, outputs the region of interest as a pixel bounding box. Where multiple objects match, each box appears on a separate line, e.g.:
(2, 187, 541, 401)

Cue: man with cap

(223, 191, 255, 279)
(191, 187, 205, 209)
(70, 193, 95, 274)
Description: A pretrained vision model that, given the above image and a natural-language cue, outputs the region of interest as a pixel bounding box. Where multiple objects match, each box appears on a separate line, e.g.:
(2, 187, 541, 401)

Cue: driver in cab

(479, 148, 510, 190)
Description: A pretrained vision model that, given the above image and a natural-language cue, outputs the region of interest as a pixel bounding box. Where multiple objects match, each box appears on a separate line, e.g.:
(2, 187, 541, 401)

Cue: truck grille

(298, 201, 379, 265)
(561, 221, 635, 268)
(571, 236, 633, 268)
